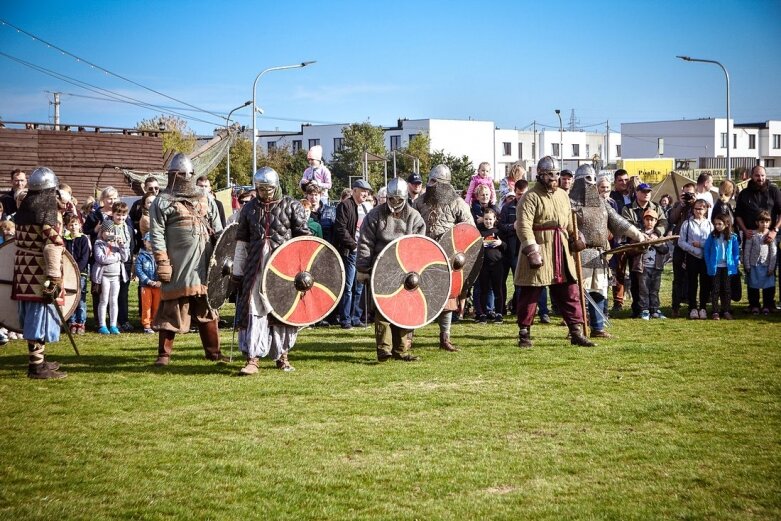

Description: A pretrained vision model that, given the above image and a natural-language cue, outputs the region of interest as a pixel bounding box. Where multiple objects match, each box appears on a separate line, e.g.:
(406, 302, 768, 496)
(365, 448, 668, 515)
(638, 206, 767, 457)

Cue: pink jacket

(465, 174, 496, 205)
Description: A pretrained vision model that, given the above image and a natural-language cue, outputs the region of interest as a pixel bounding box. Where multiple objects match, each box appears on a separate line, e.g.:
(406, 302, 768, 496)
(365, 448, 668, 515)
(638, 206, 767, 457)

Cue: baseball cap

(406, 173, 423, 184)
(560, 169, 573, 177)
(637, 183, 652, 192)
(351, 179, 372, 191)
(643, 208, 658, 219)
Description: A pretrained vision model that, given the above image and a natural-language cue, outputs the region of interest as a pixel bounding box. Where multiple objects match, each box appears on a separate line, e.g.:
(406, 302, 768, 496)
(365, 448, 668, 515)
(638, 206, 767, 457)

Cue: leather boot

(569, 323, 596, 347)
(439, 332, 459, 352)
(155, 330, 176, 366)
(198, 320, 227, 362)
(275, 351, 295, 372)
(392, 330, 419, 361)
(27, 343, 67, 379)
(518, 327, 532, 349)
(239, 357, 259, 376)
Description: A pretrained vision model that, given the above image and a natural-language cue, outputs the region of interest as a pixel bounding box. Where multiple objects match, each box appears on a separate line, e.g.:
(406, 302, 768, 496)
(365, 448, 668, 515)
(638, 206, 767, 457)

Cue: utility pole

(52, 92, 61, 130)
(532, 120, 537, 179)
(605, 120, 610, 167)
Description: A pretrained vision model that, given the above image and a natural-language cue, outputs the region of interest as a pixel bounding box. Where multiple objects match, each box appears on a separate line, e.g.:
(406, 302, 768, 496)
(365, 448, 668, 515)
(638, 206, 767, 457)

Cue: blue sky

(1, 0, 779, 136)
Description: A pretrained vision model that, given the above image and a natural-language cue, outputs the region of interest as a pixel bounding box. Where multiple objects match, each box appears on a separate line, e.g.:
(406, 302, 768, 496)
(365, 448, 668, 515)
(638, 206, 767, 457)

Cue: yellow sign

(617, 158, 675, 184)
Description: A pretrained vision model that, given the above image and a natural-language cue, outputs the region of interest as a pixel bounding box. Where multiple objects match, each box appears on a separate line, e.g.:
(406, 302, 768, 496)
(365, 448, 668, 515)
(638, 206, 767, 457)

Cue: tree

(212, 136, 253, 189)
(393, 133, 431, 180)
(430, 150, 474, 191)
(136, 115, 196, 155)
(330, 122, 387, 192)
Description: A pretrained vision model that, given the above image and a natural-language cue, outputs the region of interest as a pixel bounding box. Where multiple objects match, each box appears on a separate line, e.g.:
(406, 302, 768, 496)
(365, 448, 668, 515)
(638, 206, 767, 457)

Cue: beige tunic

(514, 183, 576, 287)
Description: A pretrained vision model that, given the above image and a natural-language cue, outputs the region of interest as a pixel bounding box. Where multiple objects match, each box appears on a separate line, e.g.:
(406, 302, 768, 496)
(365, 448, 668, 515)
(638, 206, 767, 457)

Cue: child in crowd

(301, 145, 332, 204)
(111, 201, 135, 331)
(635, 209, 669, 320)
(92, 220, 129, 334)
(135, 233, 161, 334)
(470, 184, 501, 316)
(63, 212, 91, 334)
(743, 210, 777, 315)
(704, 213, 740, 320)
(300, 199, 323, 238)
(678, 199, 714, 320)
(465, 162, 496, 206)
(138, 192, 156, 239)
(498, 162, 525, 209)
(476, 208, 506, 323)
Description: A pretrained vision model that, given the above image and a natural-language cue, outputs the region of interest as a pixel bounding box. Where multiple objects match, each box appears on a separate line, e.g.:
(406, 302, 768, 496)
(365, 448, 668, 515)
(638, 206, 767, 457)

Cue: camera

(682, 192, 696, 203)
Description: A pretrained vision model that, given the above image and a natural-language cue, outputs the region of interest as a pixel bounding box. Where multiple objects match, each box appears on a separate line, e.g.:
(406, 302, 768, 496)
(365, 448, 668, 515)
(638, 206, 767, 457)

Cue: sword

(43, 282, 80, 356)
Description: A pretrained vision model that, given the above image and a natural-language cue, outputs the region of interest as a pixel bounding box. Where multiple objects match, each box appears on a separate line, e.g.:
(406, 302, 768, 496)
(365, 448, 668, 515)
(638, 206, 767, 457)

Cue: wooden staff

(571, 210, 589, 337)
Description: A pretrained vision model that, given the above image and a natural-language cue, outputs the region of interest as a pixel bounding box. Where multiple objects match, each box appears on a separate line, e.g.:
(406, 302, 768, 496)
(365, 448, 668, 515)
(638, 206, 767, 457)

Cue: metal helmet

(574, 164, 596, 184)
(168, 153, 194, 177)
(536, 156, 560, 175)
(253, 166, 281, 203)
(428, 164, 452, 184)
(28, 167, 59, 191)
(386, 177, 409, 213)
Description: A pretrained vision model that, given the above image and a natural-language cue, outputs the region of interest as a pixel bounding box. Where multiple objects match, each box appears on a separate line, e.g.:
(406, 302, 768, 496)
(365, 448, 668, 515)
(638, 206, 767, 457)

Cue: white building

(621, 118, 781, 171)
(257, 118, 620, 181)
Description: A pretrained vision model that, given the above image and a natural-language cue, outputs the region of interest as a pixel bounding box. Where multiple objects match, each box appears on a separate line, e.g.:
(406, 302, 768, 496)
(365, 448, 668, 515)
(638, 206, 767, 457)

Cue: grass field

(1, 280, 780, 520)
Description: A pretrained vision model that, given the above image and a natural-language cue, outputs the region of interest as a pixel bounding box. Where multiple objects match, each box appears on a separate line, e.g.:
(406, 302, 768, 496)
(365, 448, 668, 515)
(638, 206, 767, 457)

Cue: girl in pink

(464, 162, 496, 206)
(300, 145, 332, 204)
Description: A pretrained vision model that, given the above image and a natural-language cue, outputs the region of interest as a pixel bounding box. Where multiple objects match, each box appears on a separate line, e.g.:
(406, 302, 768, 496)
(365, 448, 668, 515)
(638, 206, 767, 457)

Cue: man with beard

(231, 167, 310, 375)
(736, 165, 781, 244)
(515, 156, 593, 348)
(570, 164, 644, 337)
(150, 153, 228, 366)
(11, 167, 67, 378)
(414, 164, 474, 352)
(357, 177, 426, 361)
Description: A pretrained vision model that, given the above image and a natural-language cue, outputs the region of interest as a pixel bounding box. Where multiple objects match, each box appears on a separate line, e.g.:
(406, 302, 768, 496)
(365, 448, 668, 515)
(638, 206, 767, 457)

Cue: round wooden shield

(262, 236, 345, 327)
(439, 222, 484, 299)
(371, 235, 451, 329)
(0, 240, 81, 333)
(207, 222, 238, 310)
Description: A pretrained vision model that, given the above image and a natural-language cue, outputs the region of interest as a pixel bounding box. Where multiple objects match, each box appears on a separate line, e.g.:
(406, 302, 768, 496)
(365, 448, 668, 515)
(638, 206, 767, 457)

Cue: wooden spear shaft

(571, 210, 589, 337)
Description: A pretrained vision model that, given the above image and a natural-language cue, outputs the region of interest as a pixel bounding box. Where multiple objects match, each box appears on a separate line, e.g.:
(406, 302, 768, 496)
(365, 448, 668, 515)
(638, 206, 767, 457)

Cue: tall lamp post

(555, 109, 563, 166)
(225, 100, 251, 188)
(677, 55, 731, 181)
(251, 61, 316, 174)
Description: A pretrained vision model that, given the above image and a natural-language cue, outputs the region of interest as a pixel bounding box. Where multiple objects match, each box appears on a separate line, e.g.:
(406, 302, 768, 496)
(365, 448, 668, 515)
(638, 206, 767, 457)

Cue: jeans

(351, 279, 366, 325)
(338, 251, 357, 326)
(69, 274, 88, 325)
(537, 287, 550, 317)
(639, 267, 662, 313)
(587, 291, 607, 331)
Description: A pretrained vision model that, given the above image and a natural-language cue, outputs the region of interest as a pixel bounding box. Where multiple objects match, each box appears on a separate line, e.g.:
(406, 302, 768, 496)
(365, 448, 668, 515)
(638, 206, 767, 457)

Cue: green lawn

(0, 281, 779, 520)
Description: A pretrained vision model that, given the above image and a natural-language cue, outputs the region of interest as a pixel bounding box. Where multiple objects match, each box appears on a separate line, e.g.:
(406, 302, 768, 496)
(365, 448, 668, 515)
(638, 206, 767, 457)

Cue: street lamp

(677, 55, 731, 180)
(225, 100, 251, 188)
(554, 109, 563, 166)
(251, 61, 316, 174)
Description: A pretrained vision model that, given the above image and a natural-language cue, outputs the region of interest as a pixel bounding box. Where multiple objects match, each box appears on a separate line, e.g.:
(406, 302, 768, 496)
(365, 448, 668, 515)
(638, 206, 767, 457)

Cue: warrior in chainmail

(357, 178, 426, 361)
(570, 164, 644, 338)
(414, 164, 474, 352)
(231, 167, 310, 375)
(12, 167, 68, 379)
(150, 153, 227, 366)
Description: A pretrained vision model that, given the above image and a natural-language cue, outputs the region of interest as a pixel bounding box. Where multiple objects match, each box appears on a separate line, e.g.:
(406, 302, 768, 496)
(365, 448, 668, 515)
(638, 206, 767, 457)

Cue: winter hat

(307, 145, 323, 162)
(100, 219, 115, 234)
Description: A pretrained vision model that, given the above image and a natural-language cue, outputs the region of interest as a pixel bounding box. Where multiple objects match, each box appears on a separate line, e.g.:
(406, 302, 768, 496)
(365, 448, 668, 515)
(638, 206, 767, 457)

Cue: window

(733, 134, 737, 149)
(572, 144, 580, 157)
(334, 137, 344, 152)
(552, 143, 560, 157)
(308, 138, 320, 148)
(767, 159, 776, 167)
(616, 144, 621, 157)
(721, 133, 727, 149)
(390, 135, 401, 151)
(598, 144, 603, 158)
(408, 133, 418, 142)
(267, 141, 276, 152)
(749, 134, 756, 149)
(503, 142, 511, 156)
(292, 140, 302, 153)
(518, 143, 523, 159)
(774, 134, 781, 149)
(585, 144, 590, 158)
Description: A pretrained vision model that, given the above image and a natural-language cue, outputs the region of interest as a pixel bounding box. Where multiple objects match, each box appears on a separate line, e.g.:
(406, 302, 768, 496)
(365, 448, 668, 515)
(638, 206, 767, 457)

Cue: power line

(0, 18, 225, 120)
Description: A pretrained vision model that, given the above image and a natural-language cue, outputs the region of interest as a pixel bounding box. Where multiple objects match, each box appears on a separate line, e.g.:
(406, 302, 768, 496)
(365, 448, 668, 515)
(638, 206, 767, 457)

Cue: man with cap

(356, 177, 426, 361)
(300, 145, 332, 204)
(559, 169, 574, 193)
(335, 178, 373, 329)
(621, 182, 667, 318)
(515, 156, 593, 348)
(414, 164, 474, 351)
(11, 167, 68, 378)
(406, 173, 424, 206)
(150, 152, 228, 366)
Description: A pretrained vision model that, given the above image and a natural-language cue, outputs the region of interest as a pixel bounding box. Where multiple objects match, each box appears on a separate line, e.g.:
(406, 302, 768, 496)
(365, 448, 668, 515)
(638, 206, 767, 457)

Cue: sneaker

(7, 331, 18, 340)
(143, 328, 155, 334)
(651, 312, 667, 320)
(751, 308, 760, 316)
(762, 308, 770, 316)
(109, 326, 121, 335)
(154, 356, 170, 367)
(340, 323, 352, 330)
(97, 326, 110, 335)
(477, 314, 488, 324)
(640, 310, 650, 320)
(539, 314, 551, 324)
(611, 303, 623, 314)
(712, 312, 720, 320)
(239, 358, 259, 376)
(722, 311, 733, 320)
(77, 323, 86, 335)
(689, 309, 699, 320)
(351, 321, 367, 328)
(591, 330, 612, 338)
(493, 313, 503, 324)
(0, 333, 7, 346)
(698, 309, 707, 320)
(121, 322, 134, 332)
